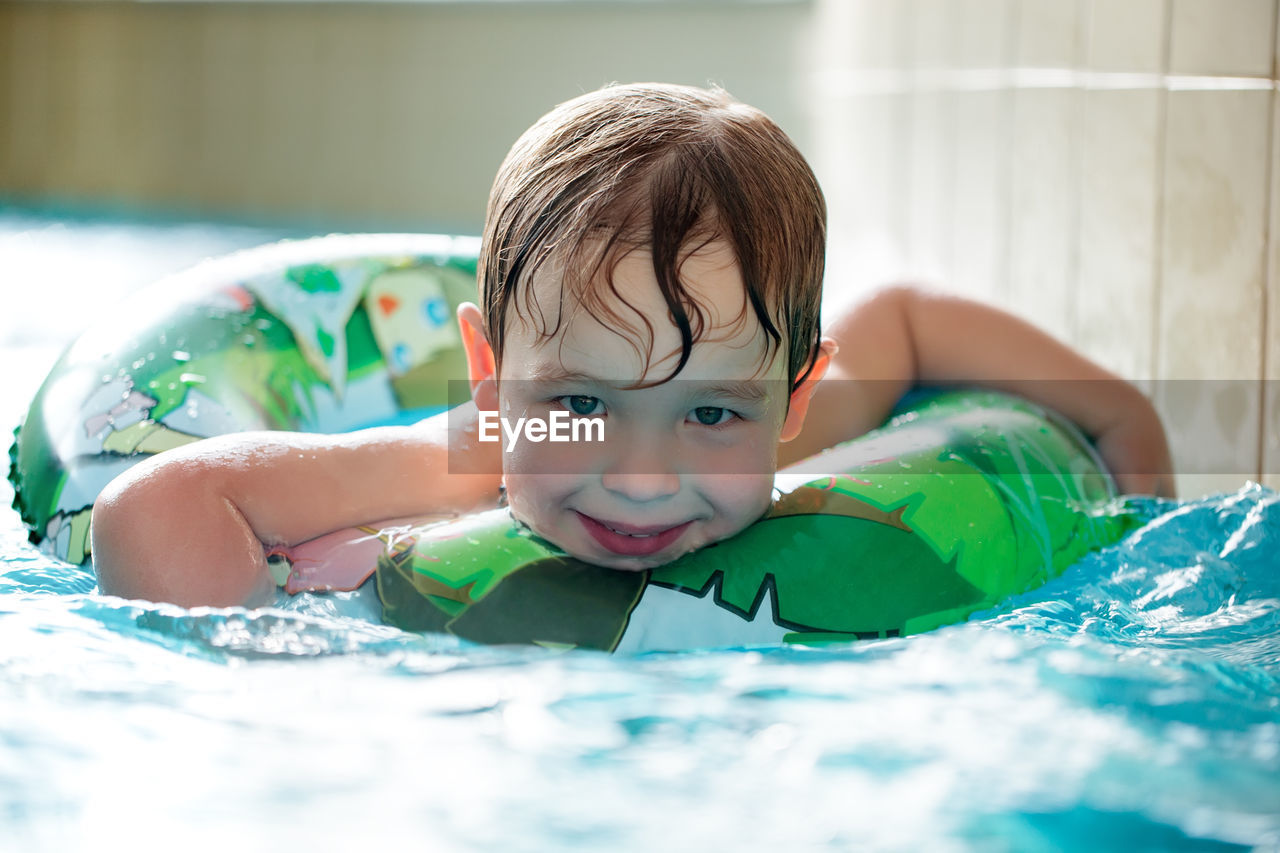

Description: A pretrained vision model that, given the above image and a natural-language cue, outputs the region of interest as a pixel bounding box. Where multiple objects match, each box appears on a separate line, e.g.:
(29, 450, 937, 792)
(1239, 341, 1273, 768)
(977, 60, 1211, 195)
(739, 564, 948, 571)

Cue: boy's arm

(91, 403, 503, 608)
(782, 285, 1175, 497)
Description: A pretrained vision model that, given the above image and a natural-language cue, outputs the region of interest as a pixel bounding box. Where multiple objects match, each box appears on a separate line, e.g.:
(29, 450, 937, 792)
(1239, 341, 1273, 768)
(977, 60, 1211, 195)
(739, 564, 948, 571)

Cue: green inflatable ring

(10, 234, 480, 565)
(8, 234, 1137, 652)
(374, 389, 1135, 651)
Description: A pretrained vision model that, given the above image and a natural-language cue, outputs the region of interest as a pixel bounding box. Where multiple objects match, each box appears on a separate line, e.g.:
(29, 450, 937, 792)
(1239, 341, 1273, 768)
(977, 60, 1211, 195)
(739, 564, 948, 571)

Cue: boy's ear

(457, 303, 499, 411)
(780, 337, 838, 443)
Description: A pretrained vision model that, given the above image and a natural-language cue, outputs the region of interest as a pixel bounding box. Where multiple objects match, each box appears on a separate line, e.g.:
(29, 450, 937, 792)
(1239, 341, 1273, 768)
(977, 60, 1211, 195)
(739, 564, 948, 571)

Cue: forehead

(506, 240, 783, 383)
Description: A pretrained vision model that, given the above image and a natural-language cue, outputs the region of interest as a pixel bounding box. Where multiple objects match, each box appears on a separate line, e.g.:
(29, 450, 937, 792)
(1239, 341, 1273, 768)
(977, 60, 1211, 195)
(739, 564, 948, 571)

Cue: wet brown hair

(477, 82, 826, 390)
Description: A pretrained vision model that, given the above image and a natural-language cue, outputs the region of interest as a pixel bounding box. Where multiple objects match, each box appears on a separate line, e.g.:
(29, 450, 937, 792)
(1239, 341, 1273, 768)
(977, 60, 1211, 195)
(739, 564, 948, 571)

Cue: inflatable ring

(10, 234, 480, 565)
(9, 235, 1136, 652)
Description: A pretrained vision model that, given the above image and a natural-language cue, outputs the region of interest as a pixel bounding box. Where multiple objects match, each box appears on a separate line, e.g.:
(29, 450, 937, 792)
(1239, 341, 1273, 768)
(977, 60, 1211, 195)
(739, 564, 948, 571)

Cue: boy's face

(467, 241, 819, 572)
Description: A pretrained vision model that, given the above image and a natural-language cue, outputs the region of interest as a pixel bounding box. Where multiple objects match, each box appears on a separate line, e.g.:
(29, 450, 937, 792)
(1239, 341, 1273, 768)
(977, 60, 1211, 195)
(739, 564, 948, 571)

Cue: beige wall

(0, 0, 815, 234)
(813, 0, 1279, 497)
(4, 0, 1277, 496)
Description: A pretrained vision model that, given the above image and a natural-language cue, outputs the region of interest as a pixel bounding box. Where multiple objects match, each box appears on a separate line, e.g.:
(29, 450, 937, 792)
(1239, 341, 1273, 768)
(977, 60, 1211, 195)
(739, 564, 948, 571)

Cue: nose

(601, 434, 681, 503)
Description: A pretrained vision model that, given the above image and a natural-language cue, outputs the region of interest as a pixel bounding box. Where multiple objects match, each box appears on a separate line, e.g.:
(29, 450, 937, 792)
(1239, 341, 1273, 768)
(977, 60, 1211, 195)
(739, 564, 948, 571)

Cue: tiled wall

(0, 0, 812, 235)
(811, 0, 1278, 497)
(2, 0, 1275, 497)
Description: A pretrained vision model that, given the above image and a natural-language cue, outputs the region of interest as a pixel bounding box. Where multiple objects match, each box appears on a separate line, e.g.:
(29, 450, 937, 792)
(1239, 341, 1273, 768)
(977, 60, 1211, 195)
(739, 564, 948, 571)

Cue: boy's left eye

(556, 395, 604, 416)
(689, 406, 735, 426)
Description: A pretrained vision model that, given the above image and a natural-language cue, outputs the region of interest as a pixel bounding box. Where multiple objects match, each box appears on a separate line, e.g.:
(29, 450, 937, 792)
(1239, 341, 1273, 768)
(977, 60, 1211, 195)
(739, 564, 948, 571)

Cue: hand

(1091, 393, 1176, 498)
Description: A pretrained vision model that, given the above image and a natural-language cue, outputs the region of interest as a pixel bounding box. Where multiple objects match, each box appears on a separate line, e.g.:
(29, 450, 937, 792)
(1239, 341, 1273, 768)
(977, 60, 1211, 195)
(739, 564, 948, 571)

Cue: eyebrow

(525, 365, 604, 385)
(691, 380, 770, 407)
(525, 365, 772, 406)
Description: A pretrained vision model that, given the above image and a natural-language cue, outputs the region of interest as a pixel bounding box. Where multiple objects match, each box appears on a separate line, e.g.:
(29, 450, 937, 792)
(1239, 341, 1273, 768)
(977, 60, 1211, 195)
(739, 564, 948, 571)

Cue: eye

(689, 406, 736, 427)
(557, 395, 604, 417)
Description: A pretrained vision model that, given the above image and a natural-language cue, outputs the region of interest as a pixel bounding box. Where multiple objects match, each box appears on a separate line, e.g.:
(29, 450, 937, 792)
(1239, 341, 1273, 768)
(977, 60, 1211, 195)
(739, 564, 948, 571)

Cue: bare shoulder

(91, 404, 503, 605)
(173, 406, 498, 542)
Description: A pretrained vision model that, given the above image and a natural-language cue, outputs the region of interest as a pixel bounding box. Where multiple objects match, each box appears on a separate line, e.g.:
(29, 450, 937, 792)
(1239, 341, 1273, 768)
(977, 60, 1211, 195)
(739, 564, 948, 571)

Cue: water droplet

(172, 350, 191, 362)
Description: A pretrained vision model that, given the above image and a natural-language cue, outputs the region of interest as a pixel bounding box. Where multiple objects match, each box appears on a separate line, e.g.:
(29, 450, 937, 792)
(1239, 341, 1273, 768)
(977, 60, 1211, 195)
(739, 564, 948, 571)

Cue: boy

(91, 83, 1173, 608)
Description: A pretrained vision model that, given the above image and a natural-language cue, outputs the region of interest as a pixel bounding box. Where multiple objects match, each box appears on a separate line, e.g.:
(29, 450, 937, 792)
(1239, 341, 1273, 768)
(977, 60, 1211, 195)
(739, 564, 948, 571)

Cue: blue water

(3, 209, 1279, 851)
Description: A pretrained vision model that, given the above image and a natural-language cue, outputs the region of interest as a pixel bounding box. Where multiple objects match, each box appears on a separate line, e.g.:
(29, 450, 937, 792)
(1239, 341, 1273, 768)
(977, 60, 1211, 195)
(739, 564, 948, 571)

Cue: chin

(578, 530, 719, 573)
(558, 544, 663, 572)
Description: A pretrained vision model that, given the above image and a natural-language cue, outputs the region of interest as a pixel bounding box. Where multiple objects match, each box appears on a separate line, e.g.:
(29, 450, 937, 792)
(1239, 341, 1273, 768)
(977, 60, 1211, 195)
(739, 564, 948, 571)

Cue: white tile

(934, 0, 1015, 301)
(126, 7, 202, 208)
(955, 0, 1016, 68)
(949, 90, 1013, 302)
(1169, 0, 1275, 77)
(909, 0, 961, 69)
(1014, 0, 1085, 68)
(311, 8, 394, 221)
(815, 0, 909, 72)
(63, 5, 129, 199)
(1007, 0, 1087, 339)
(0, 5, 20, 193)
(1159, 91, 1270, 379)
(0, 9, 9, 192)
(1086, 0, 1168, 73)
(1158, 90, 1270, 496)
(1265, 87, 1280, 491)
(42, 4, 77, 196)
(240, 8, 325, 219)
(198, 8, 267, 213)
(903, 89, 955, 283)
(0, 5, 10, 191)
(377, 10, 468, 225)
(1156, 382, 1263, 500)
(817, 93, 910, 308)
(1007, 88, 1080, 342)
(5, 4, 54, 195)
(1075, 90, 1162, 380)
(1264, 379, 1279, 490)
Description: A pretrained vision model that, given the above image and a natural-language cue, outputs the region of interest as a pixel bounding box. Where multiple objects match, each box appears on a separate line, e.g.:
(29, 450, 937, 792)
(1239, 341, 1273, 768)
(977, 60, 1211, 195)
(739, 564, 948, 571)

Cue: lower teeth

(609, 527, 656, 538)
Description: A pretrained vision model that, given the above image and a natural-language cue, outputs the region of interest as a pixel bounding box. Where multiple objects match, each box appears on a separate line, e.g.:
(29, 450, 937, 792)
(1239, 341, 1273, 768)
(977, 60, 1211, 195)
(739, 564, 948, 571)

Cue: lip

(574, 511, 694, 558)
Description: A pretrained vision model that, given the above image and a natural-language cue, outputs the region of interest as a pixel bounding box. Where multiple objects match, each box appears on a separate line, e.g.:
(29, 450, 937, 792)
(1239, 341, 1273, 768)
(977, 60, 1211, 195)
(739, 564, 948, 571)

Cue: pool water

(3, 209, 1279, 851)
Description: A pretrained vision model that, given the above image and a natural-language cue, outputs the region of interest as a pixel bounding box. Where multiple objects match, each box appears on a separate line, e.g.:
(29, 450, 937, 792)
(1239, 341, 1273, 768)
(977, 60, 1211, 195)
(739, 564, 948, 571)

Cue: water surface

(2, 209, 1277, 851)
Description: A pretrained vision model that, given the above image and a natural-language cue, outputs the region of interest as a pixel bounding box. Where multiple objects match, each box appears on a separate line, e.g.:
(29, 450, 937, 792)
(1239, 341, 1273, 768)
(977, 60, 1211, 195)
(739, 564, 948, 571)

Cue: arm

(91, 402, 503, 608)
(781, 285, 1175, 497)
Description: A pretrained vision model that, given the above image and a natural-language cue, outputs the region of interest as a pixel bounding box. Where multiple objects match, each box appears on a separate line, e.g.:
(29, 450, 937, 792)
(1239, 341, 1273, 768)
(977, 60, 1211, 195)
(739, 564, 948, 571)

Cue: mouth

(574, 511, 694, 558)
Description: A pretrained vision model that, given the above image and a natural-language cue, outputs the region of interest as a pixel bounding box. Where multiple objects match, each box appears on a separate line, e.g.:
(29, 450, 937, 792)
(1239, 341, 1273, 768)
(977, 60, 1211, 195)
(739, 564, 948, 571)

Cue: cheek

(504, 437, 602, 478)
(503, 474, 570, 535)
(707, 474, 774, 515)
(693, 429, 778, 522)
(503, 443, 589, 522)
(689, 425, 779, 476)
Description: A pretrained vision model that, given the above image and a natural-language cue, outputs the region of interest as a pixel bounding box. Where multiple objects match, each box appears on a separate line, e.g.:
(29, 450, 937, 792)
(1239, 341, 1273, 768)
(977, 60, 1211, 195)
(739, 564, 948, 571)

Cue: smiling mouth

(574, 512, 694, 558)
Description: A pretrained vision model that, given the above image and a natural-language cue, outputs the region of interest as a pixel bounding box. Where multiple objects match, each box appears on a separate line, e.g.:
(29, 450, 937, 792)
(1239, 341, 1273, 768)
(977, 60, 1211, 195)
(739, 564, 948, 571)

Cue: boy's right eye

(557, 395, 604, 416)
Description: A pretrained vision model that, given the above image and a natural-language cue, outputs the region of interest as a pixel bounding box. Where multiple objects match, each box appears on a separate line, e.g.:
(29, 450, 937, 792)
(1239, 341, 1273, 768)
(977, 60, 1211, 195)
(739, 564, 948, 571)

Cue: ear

(457, 302, 499, 412)
(779, 337, 838, 443)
